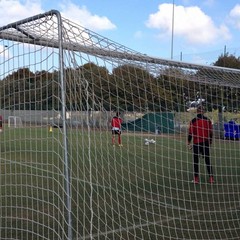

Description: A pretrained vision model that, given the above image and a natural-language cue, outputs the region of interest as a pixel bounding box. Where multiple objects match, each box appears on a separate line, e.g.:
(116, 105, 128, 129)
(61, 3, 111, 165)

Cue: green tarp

(122, 112, 175, 134)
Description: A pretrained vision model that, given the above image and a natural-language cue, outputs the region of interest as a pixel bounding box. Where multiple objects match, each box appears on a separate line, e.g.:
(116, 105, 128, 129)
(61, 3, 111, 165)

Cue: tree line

(1, 53, 240, 112)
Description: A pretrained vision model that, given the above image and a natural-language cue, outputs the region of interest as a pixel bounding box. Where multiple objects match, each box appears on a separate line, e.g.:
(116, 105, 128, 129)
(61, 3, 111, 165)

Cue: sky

(0, 0, 240, 65)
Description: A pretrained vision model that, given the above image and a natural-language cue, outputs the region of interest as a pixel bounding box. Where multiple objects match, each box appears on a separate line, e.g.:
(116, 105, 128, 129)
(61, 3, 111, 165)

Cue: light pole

(171, 0, 175, 59)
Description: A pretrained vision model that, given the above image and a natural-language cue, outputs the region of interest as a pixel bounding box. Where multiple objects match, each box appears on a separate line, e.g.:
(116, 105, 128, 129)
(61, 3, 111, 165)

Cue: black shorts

(112, 130, 121, 135)
(193, 141, 210, 156)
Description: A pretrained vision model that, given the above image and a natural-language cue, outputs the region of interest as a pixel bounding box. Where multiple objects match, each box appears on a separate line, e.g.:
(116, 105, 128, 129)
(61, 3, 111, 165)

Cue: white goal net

(0, 10, 240, 240)
(8, 116, 23, 128)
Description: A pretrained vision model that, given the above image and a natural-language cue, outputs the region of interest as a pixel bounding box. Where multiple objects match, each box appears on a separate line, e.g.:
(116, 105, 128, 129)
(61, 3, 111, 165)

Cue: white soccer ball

(144, 138, 156, 145)
(149, 139, 156, 144)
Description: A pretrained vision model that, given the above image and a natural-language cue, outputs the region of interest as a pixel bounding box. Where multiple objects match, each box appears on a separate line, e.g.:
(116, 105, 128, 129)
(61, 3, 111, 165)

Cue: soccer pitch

(1, 127, 240, 239)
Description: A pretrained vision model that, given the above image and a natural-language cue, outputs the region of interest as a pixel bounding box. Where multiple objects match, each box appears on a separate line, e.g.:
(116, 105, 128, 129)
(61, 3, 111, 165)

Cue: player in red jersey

(187, 105, 214, 184)
(111, 112, 123, 146)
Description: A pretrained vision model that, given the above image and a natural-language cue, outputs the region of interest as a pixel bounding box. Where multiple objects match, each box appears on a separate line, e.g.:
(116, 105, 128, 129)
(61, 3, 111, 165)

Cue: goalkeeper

(187, 105, 214, 184)
(111, 112, 123, 146)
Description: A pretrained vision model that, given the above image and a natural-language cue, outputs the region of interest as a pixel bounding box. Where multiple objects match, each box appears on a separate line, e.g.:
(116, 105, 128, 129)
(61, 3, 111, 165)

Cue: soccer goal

(0, 10, 240, 240)
(8, 116, 23, 128)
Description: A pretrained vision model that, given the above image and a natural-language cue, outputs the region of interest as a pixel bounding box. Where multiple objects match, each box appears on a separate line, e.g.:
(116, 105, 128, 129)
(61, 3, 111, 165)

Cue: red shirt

(111, 116, 122, 129)
(188, 114, 213, 144)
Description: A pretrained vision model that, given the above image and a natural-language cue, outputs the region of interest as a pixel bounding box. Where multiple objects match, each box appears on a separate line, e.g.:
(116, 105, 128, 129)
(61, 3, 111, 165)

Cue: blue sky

(1, 0, 240, 64)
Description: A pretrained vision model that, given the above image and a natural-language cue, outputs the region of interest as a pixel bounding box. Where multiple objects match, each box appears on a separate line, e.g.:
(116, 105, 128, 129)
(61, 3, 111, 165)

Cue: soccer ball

(144, 138, 156, 145)
(144, 141, 150, 145)
(149, 139, 156, 144)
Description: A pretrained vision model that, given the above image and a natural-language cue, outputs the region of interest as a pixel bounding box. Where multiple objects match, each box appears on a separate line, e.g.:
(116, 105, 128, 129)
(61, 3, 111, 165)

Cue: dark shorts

(112, 130, 121, 135)
(193, 141, 210, 157)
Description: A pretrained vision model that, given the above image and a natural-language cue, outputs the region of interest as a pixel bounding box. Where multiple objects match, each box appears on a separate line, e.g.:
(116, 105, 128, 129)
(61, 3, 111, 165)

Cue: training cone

(49, 125, 53, 132)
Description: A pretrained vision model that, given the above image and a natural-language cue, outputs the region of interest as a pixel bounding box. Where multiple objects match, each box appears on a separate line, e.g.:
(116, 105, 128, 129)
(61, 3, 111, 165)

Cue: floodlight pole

(171, 0, 175, 59)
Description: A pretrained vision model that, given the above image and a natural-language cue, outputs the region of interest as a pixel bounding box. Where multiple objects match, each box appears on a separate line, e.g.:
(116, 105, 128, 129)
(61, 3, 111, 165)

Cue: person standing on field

(187, 105, 214, 184)
(111, 112, 123, 146)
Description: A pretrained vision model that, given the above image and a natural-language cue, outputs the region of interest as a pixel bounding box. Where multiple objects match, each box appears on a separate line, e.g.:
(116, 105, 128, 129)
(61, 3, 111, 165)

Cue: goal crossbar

(1, 11, 240, 89)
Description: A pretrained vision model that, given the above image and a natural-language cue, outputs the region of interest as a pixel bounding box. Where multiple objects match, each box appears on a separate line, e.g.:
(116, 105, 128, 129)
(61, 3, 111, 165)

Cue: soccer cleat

(193, 176, 199, 184)
(118, 144, 123, 147)
(209, 176, 214, 184)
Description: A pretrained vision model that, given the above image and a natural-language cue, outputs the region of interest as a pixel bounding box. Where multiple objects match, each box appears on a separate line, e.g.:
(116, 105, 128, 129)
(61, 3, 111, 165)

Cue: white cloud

(0, 0, 43, 26)
(59, 2, 116, 31)
(0, 45, 11, 58)
(146, 3, 231, 45)
(0, 0, 116, 32)
(229, 4, 240, 29)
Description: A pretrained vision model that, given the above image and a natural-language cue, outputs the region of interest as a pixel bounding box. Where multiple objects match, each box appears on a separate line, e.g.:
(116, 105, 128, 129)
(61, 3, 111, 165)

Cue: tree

(213, 53, 240, 69)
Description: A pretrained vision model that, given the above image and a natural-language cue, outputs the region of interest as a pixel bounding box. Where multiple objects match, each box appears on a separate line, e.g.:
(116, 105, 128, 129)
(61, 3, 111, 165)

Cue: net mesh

(0, 10, 240, 240)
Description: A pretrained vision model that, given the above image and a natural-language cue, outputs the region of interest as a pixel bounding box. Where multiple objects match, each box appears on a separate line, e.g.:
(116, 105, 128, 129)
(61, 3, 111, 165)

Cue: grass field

(1, 127, 240, 239)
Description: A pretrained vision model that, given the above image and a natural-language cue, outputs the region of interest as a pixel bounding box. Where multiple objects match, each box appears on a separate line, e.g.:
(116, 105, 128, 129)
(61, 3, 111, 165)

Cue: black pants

(193, 141, 213, 177)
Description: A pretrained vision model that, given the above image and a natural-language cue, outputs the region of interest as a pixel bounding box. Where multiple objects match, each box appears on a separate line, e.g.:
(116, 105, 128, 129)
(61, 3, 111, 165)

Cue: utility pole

(171, 0, 175, 59)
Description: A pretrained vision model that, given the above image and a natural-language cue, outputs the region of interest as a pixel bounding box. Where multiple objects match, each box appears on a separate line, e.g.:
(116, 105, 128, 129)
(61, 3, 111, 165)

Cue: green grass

(1, 127, 240, 239)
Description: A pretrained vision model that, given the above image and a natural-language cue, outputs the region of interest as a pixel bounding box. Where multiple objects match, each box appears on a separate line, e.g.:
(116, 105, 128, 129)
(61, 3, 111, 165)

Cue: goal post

(8, 116, 23, 128)
(0, 10, 240, 240)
